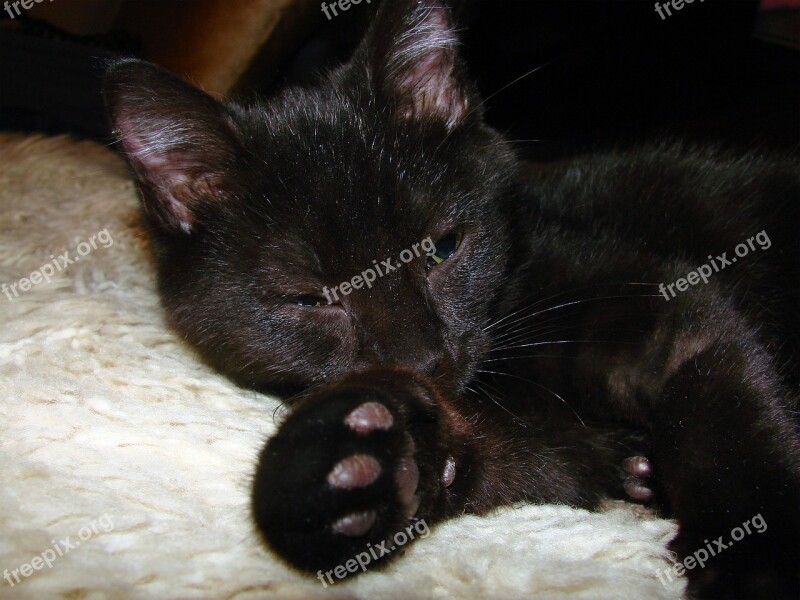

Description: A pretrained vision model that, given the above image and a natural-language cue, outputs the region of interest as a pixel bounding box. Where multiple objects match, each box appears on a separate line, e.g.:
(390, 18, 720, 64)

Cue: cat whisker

(435, 59, 561, 157)
(490, 315, 657, 350)
(493, 339, 637, 353)
(490, 301, 665, 343)
(485, 292, 661, 338)
(481, 354, 574, 362)
(483, 282, 659, 333)
(477, 368, 585, 427)
(467, 380, 530, 429)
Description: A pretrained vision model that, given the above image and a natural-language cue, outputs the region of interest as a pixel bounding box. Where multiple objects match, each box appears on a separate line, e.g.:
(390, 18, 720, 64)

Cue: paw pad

(622, 455, 654, 502)
(332, 510, 377, 536)
(327, 454, 382, 489)
(344, 401, 394, 433)
(395, 454, 420, 518)
(623, 456, 651, 477)
(442, 455, 456, 487)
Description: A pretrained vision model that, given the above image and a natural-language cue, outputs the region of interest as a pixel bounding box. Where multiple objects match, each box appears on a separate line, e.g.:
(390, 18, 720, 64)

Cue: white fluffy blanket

(0, 133, 684, 599)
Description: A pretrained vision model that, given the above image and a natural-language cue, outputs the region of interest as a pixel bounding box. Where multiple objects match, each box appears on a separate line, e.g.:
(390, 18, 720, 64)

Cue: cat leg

(649, 338, 800, 599)
(251, 368, 636, 575)
(251, 369, 457, 575)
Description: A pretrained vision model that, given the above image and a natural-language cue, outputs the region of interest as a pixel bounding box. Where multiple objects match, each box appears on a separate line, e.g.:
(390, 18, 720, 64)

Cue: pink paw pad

(442, 455, 456, 487)
(396, 455, 420, 518)
(623, 456, 652, 478)
(332, 510, 377, 536)
(327, 454, 382, 489)
(344, 401, 394, 433)
(622, 455, 654, 502)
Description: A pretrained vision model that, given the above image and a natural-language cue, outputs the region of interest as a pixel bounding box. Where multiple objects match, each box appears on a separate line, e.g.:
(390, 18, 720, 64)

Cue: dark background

(284, 0, 799, 159)
(1, 0, 798, 160)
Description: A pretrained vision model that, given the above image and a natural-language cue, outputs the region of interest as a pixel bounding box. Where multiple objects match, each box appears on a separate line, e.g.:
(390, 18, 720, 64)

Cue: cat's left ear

(360, 0, 475, 129)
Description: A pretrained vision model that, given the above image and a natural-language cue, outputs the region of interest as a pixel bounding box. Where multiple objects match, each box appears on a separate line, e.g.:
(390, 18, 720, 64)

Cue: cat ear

(364, 0, 473, 129)
(103, 59, 241, 234)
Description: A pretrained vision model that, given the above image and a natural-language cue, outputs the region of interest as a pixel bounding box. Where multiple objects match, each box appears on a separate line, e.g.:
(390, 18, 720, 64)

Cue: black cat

(103, 1, 800, 597)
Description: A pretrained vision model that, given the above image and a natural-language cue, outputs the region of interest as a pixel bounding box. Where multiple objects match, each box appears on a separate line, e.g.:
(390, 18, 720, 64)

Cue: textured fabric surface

(0, 133, 684, 599)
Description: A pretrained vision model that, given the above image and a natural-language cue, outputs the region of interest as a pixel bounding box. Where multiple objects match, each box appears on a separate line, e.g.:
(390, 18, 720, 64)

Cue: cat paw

(622, 455, 655, 502)
(251, 370, 451, 574)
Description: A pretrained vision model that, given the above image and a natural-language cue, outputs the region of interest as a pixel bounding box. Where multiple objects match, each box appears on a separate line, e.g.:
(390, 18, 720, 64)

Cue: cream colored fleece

(0, 133, 684, 599)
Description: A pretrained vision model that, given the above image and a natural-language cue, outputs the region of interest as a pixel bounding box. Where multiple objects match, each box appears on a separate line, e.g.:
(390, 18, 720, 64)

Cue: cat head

(104, 0, 519, 396)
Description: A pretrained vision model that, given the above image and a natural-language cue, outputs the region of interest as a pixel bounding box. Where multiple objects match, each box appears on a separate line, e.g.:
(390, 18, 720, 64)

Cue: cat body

(104, 1, 800, 597)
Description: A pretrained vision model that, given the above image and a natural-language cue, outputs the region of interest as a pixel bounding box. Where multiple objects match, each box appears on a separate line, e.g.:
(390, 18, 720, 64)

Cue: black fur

(103, 1, 799, 597)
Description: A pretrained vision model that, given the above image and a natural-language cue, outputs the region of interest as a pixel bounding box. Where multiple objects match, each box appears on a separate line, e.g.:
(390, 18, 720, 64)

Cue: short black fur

(104, 1, 799, 597)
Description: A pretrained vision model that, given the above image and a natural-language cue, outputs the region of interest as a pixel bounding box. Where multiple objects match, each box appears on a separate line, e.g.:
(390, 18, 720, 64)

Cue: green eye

(427, 231, 463, 269)
(296, 295, 325, 307)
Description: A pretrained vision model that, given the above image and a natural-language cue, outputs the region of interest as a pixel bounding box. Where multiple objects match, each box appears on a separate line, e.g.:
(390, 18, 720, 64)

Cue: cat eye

(295, 295, 327, 307)
(426, 231, 463, 269)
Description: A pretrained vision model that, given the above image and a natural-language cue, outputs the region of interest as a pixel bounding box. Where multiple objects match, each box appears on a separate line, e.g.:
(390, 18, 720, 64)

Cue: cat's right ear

(103, 59, 241, 235)
(359, 0, 476, 130)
